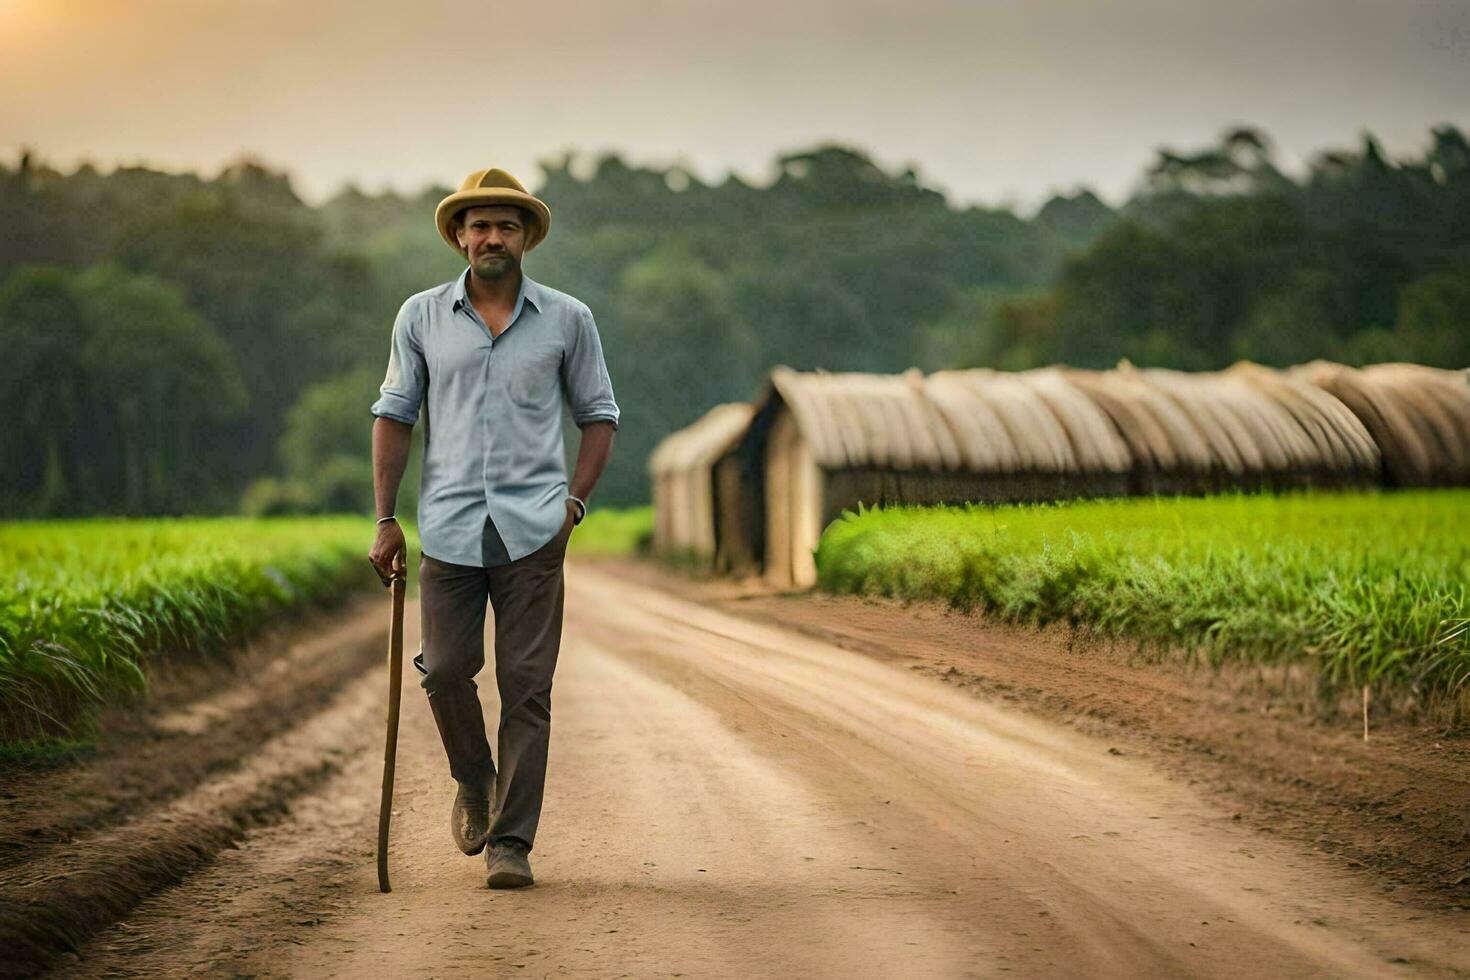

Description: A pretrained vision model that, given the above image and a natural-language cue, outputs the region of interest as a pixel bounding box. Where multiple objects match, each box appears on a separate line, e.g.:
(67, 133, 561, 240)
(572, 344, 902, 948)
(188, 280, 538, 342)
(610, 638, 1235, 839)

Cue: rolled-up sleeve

(371, 298, 426, 425)
(563, 304, 620, 430)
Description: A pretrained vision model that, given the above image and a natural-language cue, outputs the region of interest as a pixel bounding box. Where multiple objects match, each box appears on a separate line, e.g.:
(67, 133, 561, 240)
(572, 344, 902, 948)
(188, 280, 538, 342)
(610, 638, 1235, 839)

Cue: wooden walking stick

(377, 549, 407, 893)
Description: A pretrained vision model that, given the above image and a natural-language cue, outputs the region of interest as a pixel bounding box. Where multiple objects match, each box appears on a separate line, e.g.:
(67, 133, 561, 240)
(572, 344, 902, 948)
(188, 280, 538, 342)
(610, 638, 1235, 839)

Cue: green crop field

(815, 490, 1470, 708)
(0, 507, 650, 753)
(0, 516, 410, 748)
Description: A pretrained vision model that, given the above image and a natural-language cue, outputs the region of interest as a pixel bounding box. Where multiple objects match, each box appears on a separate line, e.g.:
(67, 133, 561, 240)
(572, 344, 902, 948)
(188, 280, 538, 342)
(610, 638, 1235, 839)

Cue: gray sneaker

(451, 782, 491, 856)
(485, 837, 534, 889)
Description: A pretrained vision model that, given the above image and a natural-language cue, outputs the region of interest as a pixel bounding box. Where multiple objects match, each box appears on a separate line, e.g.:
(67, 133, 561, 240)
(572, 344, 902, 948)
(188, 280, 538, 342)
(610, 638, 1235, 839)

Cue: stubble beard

(472, 251, 520, 282)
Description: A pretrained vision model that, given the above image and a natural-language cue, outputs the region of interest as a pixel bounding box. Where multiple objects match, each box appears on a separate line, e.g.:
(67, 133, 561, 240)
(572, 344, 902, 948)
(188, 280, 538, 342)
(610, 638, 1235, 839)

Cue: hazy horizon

(2, 0, 1467, 213)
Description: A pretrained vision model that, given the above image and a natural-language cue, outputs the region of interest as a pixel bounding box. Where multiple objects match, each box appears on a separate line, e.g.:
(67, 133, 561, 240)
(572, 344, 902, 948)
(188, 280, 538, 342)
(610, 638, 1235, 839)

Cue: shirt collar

(452, 266, 543, 316)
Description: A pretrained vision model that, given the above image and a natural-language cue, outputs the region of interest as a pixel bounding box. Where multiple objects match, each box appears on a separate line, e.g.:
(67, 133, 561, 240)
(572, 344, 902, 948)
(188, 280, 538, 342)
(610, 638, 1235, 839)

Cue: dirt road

(55, 560, 1470, 978)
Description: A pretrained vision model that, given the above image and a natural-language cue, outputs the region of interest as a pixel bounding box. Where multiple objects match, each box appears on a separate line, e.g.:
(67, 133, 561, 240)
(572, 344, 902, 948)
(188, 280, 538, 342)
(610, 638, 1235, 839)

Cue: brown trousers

(414, 528, 567, 852)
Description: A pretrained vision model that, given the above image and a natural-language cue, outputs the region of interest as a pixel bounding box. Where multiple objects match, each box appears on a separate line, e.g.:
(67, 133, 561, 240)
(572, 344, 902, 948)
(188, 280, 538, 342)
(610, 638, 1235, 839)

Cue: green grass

(0, 516, 417, 745)
(568, 505, 653, 556)
(815, 490, 1470, 703)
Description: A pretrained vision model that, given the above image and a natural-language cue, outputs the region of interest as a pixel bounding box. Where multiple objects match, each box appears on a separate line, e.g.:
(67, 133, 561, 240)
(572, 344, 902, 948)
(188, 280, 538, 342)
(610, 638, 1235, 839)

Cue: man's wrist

(567, 494, 587, 525)
(376, 515, 397, 526)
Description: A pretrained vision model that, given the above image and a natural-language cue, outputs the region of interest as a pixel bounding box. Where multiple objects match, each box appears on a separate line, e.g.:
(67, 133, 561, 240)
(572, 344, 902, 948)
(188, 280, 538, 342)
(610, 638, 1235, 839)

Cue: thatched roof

(1059, 366, 1217, 472)
(753, 360, 1397, 478)
(1227, 362, 1380, 473)
(1292, 361, 1470, 484)
(1127, 362, 1380, 476)
(767, 367, 959, 470)
(1017, 368, 1134, 473)
(648, 402, 755, 476)
(764, 365, 1132, 474)
(660, 361, 1464, 485)
(936, 370, 1072, 471)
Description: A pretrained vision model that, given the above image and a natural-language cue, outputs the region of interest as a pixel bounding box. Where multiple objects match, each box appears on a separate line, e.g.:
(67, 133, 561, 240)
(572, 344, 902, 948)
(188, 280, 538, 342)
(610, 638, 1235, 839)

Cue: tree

(244, 363, 422, 516)
(1342, 269, 1470, 368)
(75, 265, 247, 512)
(0, 266, 90, 512)
(1143, 125, 1289, 198)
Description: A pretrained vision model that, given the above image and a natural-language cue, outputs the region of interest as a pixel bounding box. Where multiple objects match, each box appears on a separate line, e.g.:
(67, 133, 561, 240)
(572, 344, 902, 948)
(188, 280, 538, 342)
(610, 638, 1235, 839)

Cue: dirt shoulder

(0, 592, 388, 977)
(586, 555, 1470, 912)
(0, 593, 385, 868)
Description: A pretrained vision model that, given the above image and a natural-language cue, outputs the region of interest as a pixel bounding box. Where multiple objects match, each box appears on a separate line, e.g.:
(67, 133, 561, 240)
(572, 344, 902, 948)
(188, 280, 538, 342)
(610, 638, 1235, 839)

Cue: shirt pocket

(509, 343, 562, 410)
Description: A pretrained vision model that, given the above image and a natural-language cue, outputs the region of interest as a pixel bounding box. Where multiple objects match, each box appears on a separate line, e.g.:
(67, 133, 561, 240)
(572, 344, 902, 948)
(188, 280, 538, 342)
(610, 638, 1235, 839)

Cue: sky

(1, 0, 1467, 214)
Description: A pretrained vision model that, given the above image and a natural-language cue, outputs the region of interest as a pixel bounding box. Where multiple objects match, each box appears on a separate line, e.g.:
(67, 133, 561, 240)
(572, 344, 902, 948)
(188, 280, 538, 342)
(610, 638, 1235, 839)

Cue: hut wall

(713, 452, 762, 576)
(653, 472, 674, 554)
(689, 465, 716, 557)
(718, 395, 779, 578)
(763, 408, 825, 588)
(667, 471, 691, 554)
(792, 422, 823, 589)
(764, 410, 794, 586)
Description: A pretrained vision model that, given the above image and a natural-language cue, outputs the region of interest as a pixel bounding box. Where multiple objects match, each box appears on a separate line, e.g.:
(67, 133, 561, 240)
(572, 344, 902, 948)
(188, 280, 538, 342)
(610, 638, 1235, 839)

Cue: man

(367, 167, 619, 889)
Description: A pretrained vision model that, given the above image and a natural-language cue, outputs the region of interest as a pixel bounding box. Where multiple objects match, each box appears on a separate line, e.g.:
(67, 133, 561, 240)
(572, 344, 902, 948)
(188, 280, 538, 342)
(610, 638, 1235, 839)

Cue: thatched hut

(653, 360, 1462, 588)
(647, 402, 754, 564)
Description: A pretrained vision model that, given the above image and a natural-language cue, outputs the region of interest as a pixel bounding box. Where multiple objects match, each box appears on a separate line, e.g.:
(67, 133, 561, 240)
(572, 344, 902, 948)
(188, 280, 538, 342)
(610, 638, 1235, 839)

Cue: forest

(1, 124, 1465, 517)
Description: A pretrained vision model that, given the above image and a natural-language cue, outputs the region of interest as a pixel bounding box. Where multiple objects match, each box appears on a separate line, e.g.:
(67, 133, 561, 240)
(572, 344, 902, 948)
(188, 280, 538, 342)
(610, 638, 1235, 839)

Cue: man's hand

(555, 499, 578, 549)
(369, 520, 407, 586)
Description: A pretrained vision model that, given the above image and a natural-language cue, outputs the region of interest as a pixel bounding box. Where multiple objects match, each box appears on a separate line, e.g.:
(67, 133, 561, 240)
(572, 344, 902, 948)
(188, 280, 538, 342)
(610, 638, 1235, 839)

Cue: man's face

(456, 205, 529, 281)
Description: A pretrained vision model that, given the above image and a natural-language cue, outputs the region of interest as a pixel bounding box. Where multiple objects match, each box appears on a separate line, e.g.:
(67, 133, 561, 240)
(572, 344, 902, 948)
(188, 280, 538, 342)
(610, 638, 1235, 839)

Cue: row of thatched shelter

(648, 360, 1470, 587)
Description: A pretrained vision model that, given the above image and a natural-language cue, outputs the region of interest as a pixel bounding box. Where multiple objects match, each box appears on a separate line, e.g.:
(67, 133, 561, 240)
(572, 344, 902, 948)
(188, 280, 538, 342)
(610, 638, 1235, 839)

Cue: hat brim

(435, 189, 552, 256)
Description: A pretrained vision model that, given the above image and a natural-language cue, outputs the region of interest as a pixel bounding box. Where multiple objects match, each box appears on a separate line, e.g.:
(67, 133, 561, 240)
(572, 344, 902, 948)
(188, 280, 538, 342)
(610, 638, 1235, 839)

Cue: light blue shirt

(371, 268, 620, 567)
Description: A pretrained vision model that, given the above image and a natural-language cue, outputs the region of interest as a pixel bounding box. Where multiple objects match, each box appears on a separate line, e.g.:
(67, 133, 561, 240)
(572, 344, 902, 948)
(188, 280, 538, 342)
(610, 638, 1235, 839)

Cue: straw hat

(435, 167, 552, 256)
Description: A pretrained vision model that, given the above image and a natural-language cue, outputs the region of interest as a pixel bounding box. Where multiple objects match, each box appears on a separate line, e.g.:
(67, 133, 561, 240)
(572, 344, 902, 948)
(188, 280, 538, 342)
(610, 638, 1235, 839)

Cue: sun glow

(0, 0, 37, 37)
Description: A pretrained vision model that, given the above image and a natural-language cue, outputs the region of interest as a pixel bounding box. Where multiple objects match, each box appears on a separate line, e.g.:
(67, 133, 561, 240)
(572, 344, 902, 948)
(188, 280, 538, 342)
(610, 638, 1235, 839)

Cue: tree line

(1, 126, 1464, 518)
(982, 126, 1470, 372)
